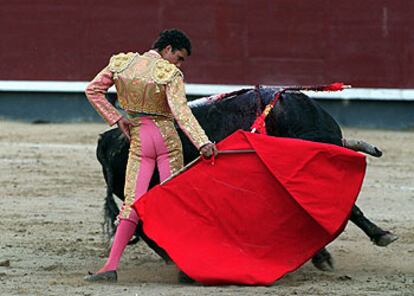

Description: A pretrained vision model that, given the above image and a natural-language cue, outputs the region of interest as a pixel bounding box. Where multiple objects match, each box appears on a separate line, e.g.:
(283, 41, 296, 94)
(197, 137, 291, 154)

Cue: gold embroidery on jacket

(110, 50, 210, 149)
(113, 54, 173, 117)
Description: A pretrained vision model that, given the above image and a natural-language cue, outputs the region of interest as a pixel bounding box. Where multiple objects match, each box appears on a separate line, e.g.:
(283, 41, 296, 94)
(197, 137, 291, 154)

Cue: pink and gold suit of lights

(85, 50, 210, 224)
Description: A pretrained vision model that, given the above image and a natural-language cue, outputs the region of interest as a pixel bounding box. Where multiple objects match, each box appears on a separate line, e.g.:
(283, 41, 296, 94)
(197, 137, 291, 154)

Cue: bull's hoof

(372, 231, 398, 247)
(178, 271, 195, 284)
(312, 249, 335, 272)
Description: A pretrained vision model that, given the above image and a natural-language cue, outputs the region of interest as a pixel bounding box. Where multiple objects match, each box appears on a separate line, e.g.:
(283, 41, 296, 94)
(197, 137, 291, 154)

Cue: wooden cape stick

(160, 149, 255, 185)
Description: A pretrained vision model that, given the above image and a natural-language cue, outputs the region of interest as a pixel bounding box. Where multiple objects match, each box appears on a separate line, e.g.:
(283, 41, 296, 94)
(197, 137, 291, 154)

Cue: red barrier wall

(1, 0, 413, 88)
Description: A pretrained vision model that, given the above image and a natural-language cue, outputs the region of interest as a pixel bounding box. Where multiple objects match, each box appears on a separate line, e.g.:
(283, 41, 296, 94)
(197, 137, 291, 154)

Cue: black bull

(97, 87, 397, 271)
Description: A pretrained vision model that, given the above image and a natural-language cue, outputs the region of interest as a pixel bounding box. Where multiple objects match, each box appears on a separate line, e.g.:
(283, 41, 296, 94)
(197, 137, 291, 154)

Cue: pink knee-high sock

(99, 216, 137, 272)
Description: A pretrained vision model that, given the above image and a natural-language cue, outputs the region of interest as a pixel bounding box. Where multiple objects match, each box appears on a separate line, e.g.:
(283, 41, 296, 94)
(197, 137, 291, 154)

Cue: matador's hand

(200, 142, 218, 158)
(117, 117, 131, 141)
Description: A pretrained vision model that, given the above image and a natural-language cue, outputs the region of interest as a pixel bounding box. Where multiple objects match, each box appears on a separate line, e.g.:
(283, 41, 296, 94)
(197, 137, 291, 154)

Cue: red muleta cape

(133, 130, 366, 285)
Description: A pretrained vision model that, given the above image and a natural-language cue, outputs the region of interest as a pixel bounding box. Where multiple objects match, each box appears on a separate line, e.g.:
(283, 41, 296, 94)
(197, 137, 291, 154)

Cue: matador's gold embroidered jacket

(85, 50, 210, 149)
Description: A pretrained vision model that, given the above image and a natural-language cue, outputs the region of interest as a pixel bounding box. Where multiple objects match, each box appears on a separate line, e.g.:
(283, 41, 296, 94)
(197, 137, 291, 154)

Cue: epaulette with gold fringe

(108, 52, 137, 73)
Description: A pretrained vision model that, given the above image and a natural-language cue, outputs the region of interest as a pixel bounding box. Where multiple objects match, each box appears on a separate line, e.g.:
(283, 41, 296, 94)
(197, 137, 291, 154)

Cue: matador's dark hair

(152, 29, 192, 56)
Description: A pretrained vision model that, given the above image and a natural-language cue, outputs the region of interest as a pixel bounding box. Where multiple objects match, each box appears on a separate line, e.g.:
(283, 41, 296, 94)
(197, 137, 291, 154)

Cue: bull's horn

(342, 138, 383, 157)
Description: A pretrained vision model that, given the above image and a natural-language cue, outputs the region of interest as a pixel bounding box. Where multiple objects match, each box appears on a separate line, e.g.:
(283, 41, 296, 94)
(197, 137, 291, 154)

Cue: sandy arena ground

(0, 121, 413, 296)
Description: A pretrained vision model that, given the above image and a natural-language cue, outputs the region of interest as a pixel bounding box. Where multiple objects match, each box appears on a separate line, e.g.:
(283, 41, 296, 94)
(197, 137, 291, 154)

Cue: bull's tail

(97, 133, 120, 238)
(342, 138, 383, 157)
(103, 186, 119, 237)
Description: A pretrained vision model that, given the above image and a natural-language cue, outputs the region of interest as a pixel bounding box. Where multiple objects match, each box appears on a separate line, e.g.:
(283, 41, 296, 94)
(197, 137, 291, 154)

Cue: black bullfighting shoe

(83, 270, 117, 282)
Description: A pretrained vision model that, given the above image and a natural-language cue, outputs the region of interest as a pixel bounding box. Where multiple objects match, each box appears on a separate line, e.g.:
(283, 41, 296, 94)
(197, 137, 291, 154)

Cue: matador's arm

(85, 68, 122, 126)
(166, 74, 210, 150)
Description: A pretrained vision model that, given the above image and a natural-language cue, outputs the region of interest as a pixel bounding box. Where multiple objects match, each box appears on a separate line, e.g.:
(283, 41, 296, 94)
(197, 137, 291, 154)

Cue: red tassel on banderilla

(250, 82, 351, 134)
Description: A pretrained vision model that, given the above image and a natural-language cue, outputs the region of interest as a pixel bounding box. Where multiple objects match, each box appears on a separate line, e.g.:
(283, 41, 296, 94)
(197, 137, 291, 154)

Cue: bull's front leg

(350, 205, 398, 246)
(311, 203, 398, 272)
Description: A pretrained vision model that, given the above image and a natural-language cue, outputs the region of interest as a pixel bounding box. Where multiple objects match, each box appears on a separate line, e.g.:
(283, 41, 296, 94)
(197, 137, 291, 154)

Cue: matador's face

(161, 45, 189, 68)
